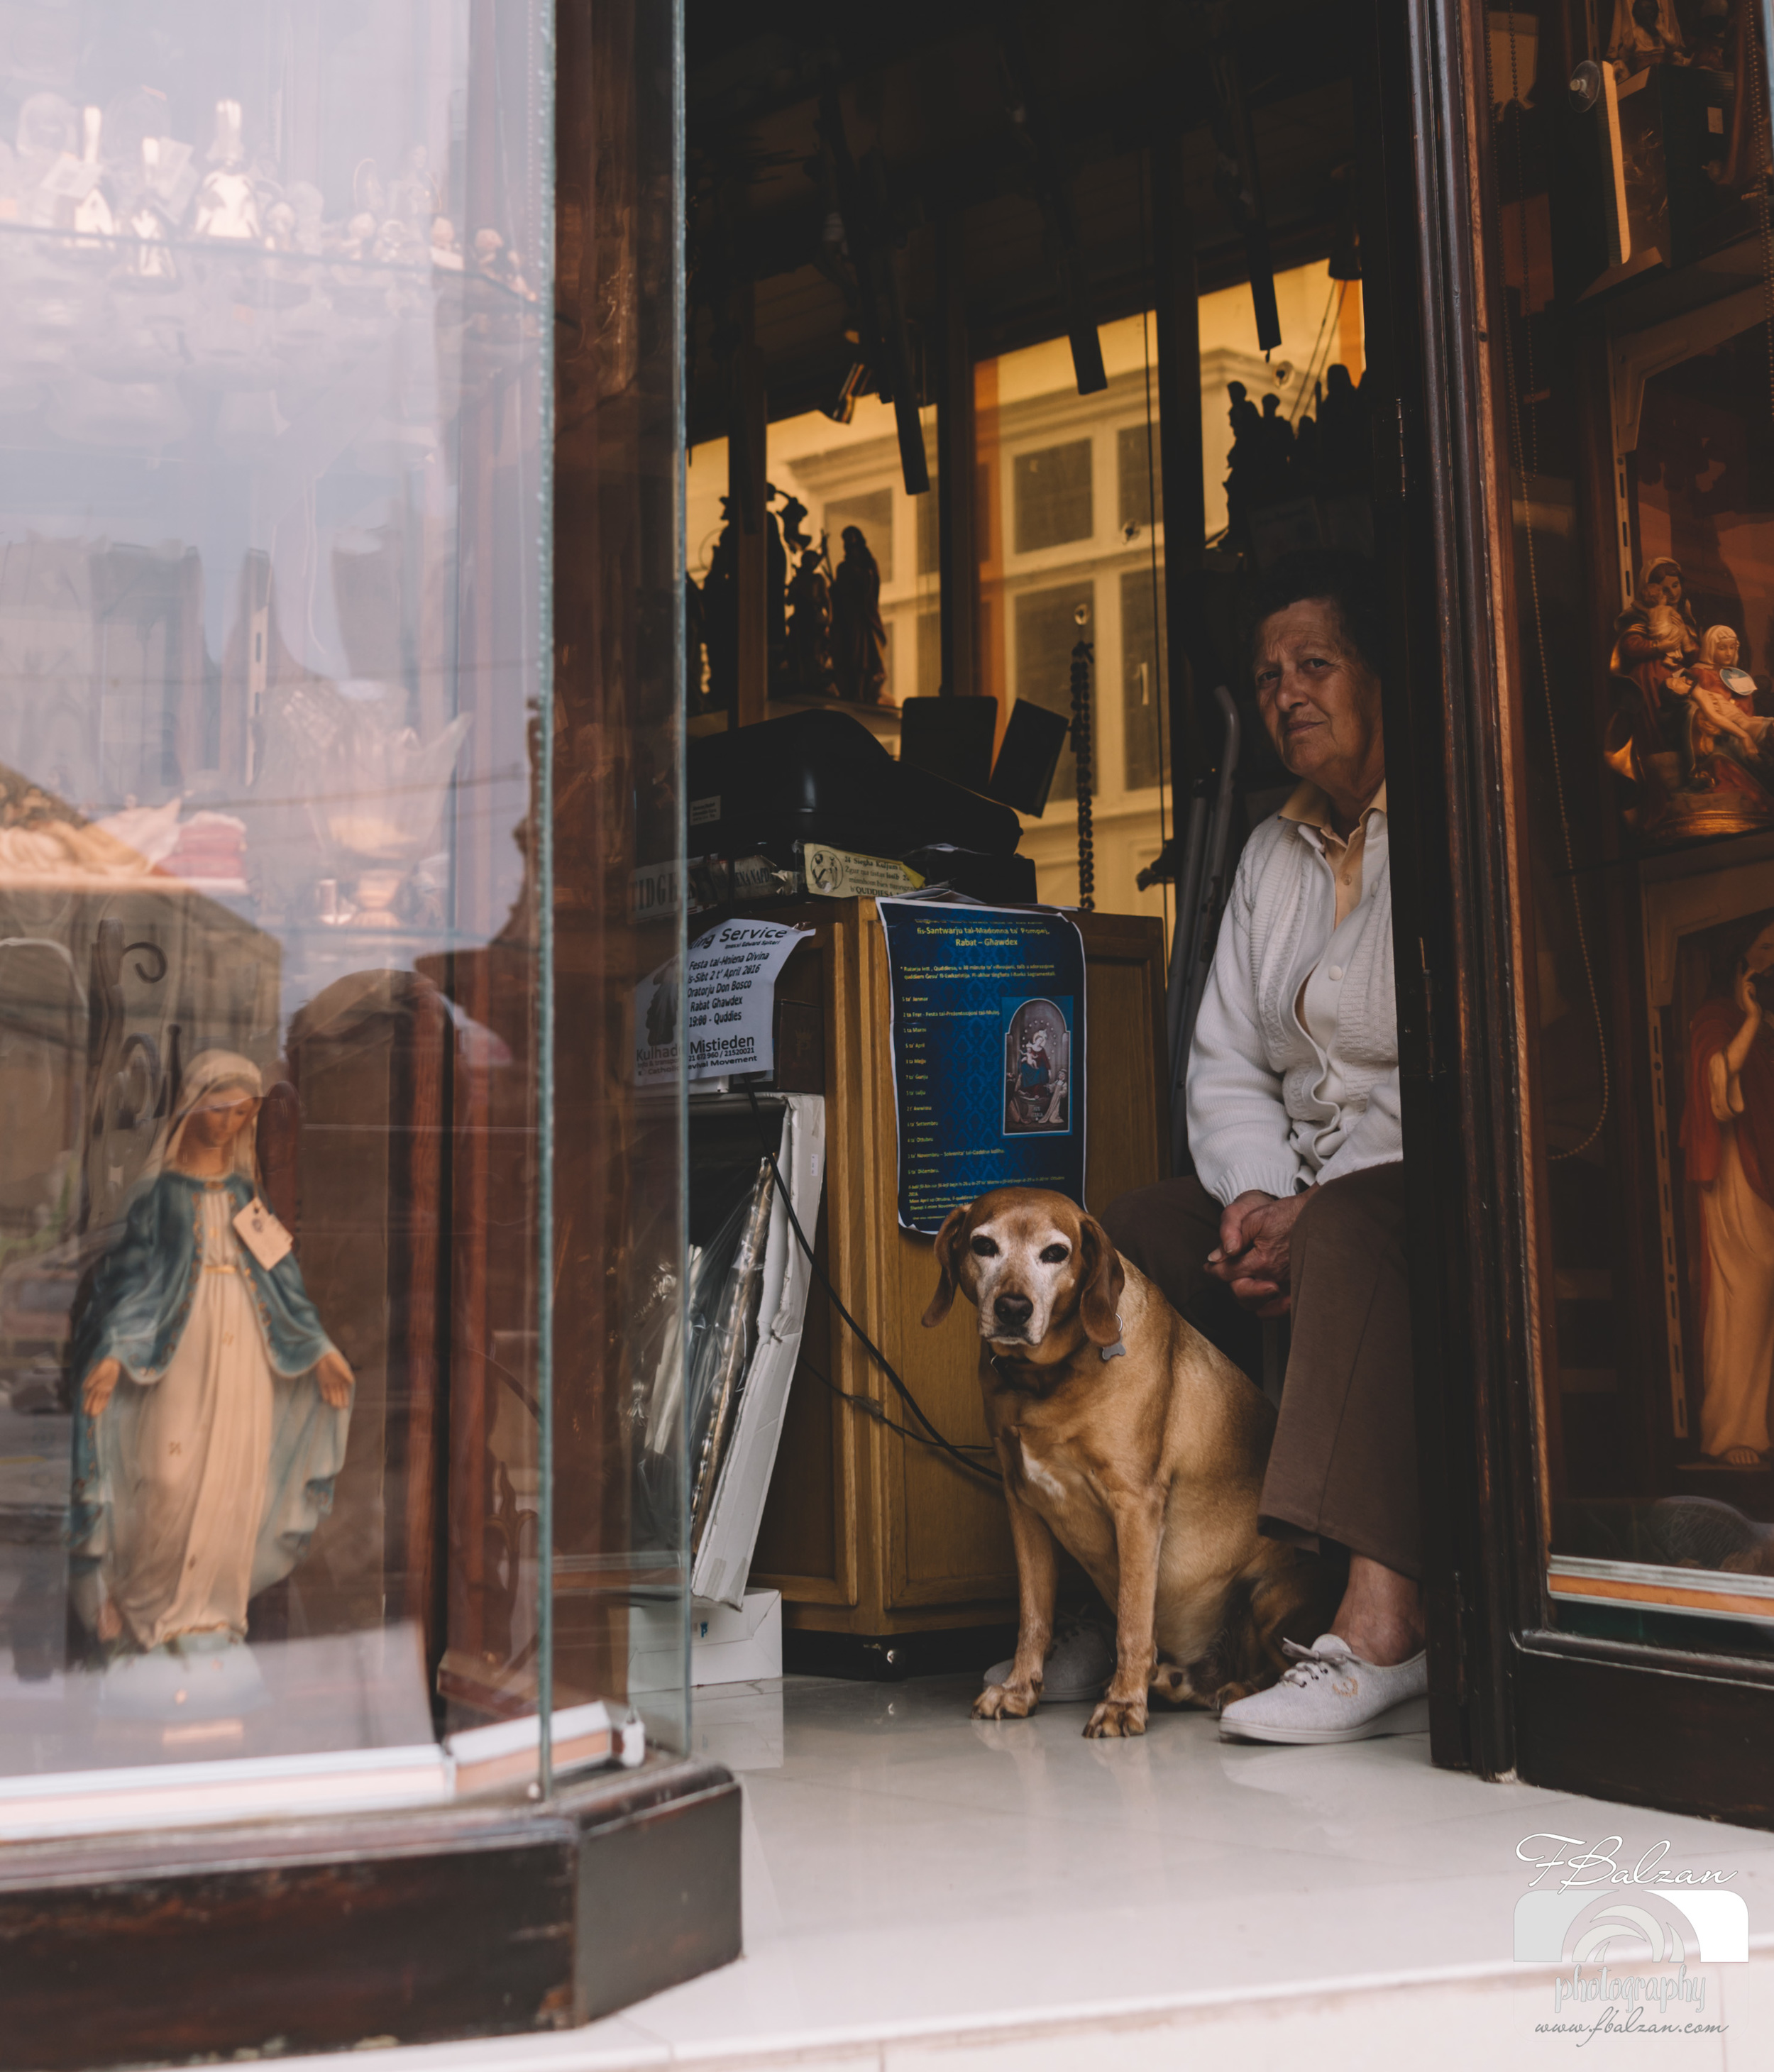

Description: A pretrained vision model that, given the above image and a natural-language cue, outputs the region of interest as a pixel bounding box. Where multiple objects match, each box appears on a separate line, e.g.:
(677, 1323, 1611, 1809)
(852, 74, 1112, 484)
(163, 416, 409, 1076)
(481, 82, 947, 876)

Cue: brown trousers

(1101, 1163, 1419, 1579)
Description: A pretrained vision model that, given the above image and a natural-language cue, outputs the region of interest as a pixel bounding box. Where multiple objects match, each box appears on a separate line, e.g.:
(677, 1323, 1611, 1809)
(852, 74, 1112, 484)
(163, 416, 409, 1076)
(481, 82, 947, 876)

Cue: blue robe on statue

(69, 1170, 349, 1632)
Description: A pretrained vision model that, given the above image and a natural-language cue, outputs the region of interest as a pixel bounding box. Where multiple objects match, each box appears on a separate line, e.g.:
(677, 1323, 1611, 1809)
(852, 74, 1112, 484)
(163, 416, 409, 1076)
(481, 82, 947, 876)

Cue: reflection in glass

(0, 0, 600, 1814)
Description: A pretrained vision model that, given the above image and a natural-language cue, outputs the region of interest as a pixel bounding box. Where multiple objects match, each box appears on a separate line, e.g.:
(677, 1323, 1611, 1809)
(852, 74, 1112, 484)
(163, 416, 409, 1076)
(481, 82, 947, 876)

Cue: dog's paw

(973, 1680, 1040, 1720)
(1084, 1695, 1147, 1738)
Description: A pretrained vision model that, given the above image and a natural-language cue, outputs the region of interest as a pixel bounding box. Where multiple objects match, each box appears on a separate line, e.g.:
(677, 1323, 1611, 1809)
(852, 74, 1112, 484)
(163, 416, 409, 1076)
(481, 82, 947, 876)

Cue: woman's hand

(82, 1356, 122, 1418)
(1207, 1189, 1309, 1316)
(316, 1350, 354, 1409)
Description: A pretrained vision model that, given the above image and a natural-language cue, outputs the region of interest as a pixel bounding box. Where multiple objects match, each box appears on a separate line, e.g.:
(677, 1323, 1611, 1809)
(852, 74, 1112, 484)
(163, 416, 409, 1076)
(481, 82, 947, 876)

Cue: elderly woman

(1008, 551, 1423, 1742)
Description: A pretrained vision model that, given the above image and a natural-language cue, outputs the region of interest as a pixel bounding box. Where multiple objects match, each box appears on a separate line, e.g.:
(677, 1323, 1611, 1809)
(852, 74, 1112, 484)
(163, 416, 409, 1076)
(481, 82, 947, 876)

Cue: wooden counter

(741, 898, 1169, 1662)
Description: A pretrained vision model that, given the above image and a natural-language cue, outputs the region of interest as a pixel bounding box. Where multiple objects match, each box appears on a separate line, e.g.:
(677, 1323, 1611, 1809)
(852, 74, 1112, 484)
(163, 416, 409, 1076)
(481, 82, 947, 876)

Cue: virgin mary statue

(69, 1051, 353, 1652)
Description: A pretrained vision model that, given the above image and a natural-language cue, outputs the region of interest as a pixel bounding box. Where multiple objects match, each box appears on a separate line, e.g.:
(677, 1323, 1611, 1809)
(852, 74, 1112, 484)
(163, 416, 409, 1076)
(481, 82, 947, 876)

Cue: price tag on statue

(233, 1196, 294, 1270)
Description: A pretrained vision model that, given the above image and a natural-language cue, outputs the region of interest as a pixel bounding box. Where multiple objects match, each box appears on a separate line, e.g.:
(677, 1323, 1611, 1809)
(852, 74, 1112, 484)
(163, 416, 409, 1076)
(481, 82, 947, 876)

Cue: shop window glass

(1118, 423, 1162, 536)
(1013, 439, 1093, 554)
(918, 610, 941, 697)
(917, 480, 940, 577)
(1121, 566, 1167, 792)
(1015, 583, 1095, 801)
(1482, 0, 1774, 1659)
(0, 0, 685, 1831)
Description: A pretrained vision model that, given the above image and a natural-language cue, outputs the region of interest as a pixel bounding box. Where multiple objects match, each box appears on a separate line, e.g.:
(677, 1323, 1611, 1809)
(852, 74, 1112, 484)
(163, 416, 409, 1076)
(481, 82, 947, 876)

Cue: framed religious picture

(1640, 837, 1774, 1482)
(1002, 994, 1073, 1135)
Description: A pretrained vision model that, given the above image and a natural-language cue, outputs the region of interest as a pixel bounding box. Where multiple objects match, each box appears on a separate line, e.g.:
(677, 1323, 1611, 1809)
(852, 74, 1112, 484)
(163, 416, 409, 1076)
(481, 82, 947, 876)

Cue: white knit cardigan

(1184, 803, 1401, 1206)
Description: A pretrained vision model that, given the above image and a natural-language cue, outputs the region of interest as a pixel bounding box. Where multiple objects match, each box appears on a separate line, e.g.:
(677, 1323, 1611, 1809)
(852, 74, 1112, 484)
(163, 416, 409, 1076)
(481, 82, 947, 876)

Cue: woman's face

(1717, 632, 1741, 668)
(184, 1093, 260, 1152)
(1253, 597, 1384, 800)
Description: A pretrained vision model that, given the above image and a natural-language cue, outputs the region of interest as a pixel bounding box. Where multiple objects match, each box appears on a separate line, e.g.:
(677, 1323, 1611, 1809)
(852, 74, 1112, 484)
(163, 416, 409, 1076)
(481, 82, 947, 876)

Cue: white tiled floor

(290, 1673, 1774, 2071)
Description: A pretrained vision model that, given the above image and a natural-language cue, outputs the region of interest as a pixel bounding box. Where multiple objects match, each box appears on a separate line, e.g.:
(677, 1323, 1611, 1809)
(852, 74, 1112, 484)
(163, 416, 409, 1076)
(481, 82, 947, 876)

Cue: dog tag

(233, 1197, 292, 1270)
(1100, 1340, 1127, 1362)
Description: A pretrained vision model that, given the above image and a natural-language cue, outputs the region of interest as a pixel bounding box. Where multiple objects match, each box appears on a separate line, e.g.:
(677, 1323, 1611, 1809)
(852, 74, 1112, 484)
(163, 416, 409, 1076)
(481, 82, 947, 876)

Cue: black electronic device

(686, 707, 1021, 862)
(986, 700, 1070, 817)
(898, 695, 998, 793)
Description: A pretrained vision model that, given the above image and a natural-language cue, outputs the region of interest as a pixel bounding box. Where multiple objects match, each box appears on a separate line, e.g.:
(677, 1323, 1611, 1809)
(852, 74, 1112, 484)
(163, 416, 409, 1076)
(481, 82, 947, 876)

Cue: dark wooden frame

(1381, 0, 1774, 1824)
(0, 1757, 739, 2071)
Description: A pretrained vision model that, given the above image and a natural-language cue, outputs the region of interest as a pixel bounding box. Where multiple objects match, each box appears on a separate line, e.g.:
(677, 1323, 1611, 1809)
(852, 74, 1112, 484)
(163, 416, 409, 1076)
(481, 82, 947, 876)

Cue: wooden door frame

(1379, 0, 1774, 1822)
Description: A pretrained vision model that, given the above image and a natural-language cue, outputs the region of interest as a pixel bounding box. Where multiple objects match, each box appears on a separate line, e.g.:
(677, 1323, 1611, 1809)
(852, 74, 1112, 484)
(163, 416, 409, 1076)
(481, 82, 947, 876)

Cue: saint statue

(830, 524, 888, 704)
(1608, 0, 1689, 77)
(785, 547, 834, 697)
(70, 1052, 353, 1654)
(1682, 921, 1774, 1467)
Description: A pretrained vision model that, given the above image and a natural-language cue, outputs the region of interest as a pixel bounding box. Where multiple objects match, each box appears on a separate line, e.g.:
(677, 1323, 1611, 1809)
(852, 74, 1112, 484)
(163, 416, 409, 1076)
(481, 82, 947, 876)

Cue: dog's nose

(993, 1291, 1033, 1330)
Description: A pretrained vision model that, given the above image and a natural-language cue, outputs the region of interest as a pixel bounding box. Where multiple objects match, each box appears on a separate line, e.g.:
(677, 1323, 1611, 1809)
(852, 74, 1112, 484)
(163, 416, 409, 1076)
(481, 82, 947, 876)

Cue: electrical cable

(744, 1090, 1003, 1484)
(1287, 274, 1344, 428)
(1492, 25, 1610, 1161)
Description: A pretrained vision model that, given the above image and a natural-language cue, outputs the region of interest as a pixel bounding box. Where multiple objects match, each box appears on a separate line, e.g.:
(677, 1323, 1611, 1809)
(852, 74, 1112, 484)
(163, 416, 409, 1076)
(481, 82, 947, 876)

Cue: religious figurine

(194, 100, 261, 241)
(1682, 917, 1774, 1467)
(785, 547, 834, 697)
(14, 92, 81, 219)
(830, 524, 888, 704)
(1608, 556, 1697, 773)
(389, 144, 439, 228)
(337, 209, 378, 263)
(430, 216, 464, 270)
(1697, 624, 1758, 712)
(1609, 0, 1689, 76)
(1318, 363, 1368, 481)
(263, 199, 297, 254)
(288, 180, 326, 256)
(779, 494, 813, 555)
(373, 216, 422, 266)
(352, 156, 387, 221)
(69, 1052, 353, 1653)
(1604, 559, 1774, 839)
(71, 106, 115, 239)
(123, 197, 176, 282)
(1690, 0, 1733, 71)
(1255, 391, 1296, 490)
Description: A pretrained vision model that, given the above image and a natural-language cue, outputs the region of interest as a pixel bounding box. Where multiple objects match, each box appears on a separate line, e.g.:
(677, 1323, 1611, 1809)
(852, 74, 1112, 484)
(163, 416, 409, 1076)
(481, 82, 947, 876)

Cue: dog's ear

(1077, 1216, 1126, 1345)
(921, 1207, 969, 1327)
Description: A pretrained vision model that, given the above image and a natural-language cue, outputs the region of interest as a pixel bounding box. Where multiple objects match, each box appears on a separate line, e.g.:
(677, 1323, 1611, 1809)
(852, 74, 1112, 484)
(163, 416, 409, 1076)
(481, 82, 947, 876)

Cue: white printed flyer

(634, 917, 810, 1086)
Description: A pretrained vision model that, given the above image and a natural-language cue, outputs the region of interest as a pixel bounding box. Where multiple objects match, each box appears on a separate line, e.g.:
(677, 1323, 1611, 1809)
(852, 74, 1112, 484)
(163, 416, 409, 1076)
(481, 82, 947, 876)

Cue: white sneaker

(1218, 1633, 1428, 1745)
(982, 1616, 1114, 1704)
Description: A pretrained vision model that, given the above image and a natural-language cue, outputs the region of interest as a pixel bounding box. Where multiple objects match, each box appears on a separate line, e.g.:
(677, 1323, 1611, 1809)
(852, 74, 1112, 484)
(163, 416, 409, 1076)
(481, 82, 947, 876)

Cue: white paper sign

(634, 919, 810, 1086)
(233, 1197, 294, 1269)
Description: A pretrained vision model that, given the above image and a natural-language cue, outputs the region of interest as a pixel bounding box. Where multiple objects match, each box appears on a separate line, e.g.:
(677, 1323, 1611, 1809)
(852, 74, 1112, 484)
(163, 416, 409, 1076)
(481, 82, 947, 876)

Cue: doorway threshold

(282, 1671, 1774, 2068)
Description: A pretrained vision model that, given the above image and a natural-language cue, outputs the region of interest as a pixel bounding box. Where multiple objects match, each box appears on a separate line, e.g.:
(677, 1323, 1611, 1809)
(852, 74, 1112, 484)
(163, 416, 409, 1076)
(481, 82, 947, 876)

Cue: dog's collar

(989, 1312, 1126, 1383)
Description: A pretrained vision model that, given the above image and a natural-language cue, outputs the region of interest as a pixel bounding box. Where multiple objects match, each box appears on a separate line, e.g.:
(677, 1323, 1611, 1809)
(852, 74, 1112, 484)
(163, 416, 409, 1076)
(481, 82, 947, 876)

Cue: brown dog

(922, 1186, 1333, 1738)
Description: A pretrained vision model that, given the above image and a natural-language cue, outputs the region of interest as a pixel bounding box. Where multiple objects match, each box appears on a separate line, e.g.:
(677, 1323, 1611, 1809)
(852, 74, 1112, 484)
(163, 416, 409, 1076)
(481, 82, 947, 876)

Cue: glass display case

(0, 4, 720, 2057)
(1396, 0, 1774, 1815)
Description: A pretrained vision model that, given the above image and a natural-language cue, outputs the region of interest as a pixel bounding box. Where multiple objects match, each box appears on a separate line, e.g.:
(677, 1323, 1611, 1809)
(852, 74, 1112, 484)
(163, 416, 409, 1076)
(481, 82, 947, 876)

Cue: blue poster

(878, 900, 1088, 1235)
